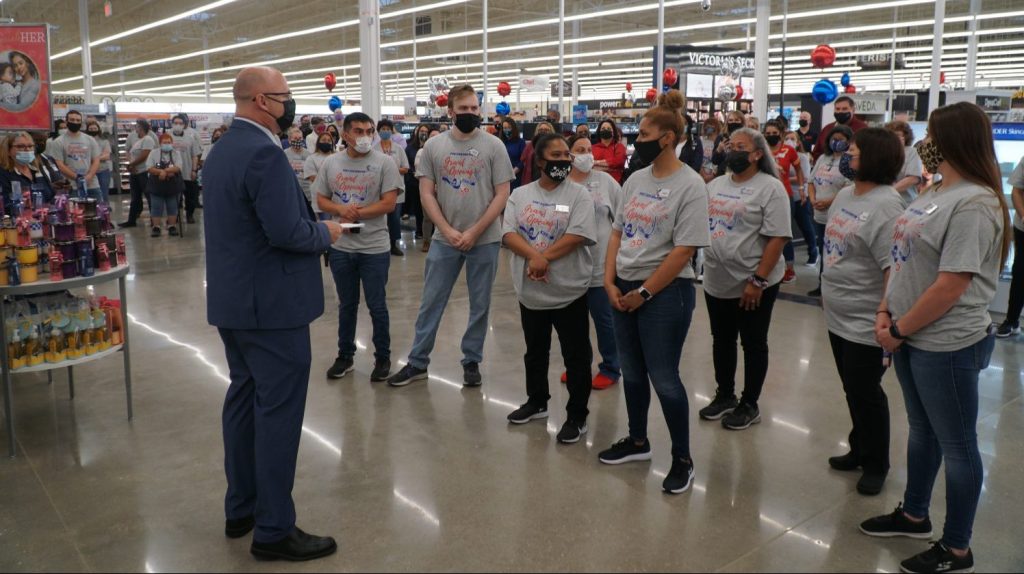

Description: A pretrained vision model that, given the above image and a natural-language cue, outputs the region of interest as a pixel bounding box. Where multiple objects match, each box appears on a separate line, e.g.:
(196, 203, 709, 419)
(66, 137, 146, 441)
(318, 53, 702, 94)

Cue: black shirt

(797, 128, 818, 155)
(0, 162, 57, 214)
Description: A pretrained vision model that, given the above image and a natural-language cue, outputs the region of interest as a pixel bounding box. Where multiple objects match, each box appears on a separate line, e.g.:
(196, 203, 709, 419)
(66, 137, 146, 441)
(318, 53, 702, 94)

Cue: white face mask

(172, 125, 185, 136)
(785, 139, 798, 148)
(572, 152, 595, 173)
(354, 136, 372, 154)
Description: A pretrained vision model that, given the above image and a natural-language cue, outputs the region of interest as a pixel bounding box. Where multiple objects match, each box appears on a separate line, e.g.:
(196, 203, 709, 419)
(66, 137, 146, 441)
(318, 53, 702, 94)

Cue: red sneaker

(592, 373, 618, 390)
(782, 268, 796, 284)
(560, 372, 567, 384)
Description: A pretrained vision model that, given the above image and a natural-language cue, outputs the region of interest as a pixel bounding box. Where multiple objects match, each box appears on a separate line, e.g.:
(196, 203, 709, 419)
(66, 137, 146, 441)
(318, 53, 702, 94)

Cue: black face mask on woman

(543, 160, 572, 182)
(632, 136, 665, 165)
(317, 142, 334, 153)
(725, 150, 753, 173)
(727, 122, 743, 134)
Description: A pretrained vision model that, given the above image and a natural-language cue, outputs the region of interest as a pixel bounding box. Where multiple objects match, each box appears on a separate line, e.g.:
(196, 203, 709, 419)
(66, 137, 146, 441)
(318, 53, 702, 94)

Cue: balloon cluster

(494, 81, 512, 116)
(809, 44, 856, 103)
(495, 101, 510, 116)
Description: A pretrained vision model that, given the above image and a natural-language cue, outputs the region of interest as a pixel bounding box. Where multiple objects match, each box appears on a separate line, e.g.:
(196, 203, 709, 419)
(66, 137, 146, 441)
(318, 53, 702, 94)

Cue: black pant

(1006, 227, 1024, 327)
(520, 296, 593, 422)
(127, 172, 149, 224)
(405, 185, 423, 237)
(184, 180, 200, 219)
(828, 332, 890, 474)
(705, 284, 780, 407)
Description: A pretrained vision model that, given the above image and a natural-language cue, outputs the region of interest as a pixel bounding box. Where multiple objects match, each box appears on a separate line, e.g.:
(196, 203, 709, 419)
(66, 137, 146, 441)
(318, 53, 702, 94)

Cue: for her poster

(0, 24, 52, 130)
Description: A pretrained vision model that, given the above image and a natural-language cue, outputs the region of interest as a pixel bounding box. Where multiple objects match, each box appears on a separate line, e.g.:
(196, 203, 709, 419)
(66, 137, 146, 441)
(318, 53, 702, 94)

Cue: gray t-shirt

(579, 170, 622, 287)
(374, 142, 410, 203)
(52, 132, 101, 189)
(612, 165, 710, 282)
(821, 185, 906, 346)
(1010, 157, 1024, 232)
(810, 154, 851, 224)
(896, 145, 925, 203)
(312, 150, 403, 254)
(502, 180, 597, 310)
(144, 148, 184, 171)
(97, 138, 113, 172)
(417, 129, 515, 246)
(284, 147, 312, 202)
(128, 132, 156, 175)
(171, 132, 203, 182)
(885, 181, 1005, 352)
(704, 171, 792, 299)
(304, 153, 331, 214)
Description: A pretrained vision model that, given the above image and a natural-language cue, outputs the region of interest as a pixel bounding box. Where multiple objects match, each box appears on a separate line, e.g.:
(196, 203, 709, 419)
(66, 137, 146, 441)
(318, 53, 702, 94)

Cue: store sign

(572, 104, 587, 124)
(854, 96, 889, 114)
(520, 75, 549, 92)
(0, 24, 53, 130)
(856, 53, 906, 71)
(551, 80, 576, 98)
(992, 123, 1024, 141)
(976, 95, 1010, 111)
(659, 45, 755, 101)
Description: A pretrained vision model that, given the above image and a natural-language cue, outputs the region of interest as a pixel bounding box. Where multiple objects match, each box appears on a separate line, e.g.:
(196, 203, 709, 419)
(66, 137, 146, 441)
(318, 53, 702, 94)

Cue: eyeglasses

(255, 91, 293, 103)
(12, 144, 34, 151)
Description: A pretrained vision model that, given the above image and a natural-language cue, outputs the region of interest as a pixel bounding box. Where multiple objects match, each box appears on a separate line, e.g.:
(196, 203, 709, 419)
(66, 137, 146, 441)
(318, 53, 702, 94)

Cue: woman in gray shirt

(819, 128, 906, 497)
(861, 103, 1012, 574)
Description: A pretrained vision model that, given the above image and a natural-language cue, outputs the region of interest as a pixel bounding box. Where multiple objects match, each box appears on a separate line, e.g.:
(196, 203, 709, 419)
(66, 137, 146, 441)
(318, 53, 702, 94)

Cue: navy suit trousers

(219, 326, 312, 544)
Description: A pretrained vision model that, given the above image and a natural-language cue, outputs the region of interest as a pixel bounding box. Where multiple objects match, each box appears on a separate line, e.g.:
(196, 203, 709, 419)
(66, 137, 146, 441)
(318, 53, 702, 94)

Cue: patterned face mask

(918, 139, 944, 173)
(839, 152, 857, 180)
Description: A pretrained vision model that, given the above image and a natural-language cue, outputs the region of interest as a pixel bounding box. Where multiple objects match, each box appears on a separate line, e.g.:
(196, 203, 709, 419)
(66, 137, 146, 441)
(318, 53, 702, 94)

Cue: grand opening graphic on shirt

(331, 167, 377, 204)
(441, 151, 484, 196)
(622, 192, 670, 248)
(708, 192, 747, 240)
(891, 206, 929, 272)
(824, 207, 866, 267)
(518, 201, 569, 251)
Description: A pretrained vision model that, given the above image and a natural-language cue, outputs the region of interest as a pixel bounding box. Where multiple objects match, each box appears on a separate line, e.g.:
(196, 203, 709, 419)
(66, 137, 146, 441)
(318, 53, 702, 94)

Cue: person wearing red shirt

(764, 122, 816, 283)
(592, 118, 627, 183)
(812, 96, 868, 161)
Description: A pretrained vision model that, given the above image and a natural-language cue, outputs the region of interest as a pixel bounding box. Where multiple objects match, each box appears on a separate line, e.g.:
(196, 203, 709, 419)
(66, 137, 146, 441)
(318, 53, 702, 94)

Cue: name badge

(924, 203, 938, 215)
(859, 212, 870, 222)
(740, 187, 754, 196)
(366, 164, 377, 173)
(469, 149, 480, 157)
(657, 189, 670, 199)
(555, 204, 570, 213)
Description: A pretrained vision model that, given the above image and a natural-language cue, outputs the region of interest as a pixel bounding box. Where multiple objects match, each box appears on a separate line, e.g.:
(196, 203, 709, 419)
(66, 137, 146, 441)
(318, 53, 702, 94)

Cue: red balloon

(645, 88, 658, 103)
(663, 67, 678, 88)
(810, 44, 836, 69)
(626, 82, 633, 92)
(324, 73, 336, 92)
(940, 71, 946, 84)
(435, 94, 448, 107)
(844, 84, 857, 93)
(734, 85, 744, 100)
(497, 81, 511, 97)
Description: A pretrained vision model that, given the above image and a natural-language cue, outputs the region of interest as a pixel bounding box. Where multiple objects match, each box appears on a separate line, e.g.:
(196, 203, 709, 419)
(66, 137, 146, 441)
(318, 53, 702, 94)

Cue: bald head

(233, 67, 288, 102)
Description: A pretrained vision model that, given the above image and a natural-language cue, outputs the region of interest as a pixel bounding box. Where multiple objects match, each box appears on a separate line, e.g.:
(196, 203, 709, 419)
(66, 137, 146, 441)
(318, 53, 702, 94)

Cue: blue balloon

(812, 79, 838, 105)
(840, 72, 851, 88)
(495, 101, 511, 116)
(662, 84, 671, 93)
(328, 96, 342, 112)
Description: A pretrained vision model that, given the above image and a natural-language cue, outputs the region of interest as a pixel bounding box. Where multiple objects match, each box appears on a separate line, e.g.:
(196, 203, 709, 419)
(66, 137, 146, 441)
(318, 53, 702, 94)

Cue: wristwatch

(889, 322, 908, 340)
(638, 286, 653, 301)
(747, 274, 769, 289)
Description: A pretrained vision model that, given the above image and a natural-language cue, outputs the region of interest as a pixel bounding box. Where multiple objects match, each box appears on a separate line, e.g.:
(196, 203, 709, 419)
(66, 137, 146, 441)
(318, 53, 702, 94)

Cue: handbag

(147, 153, 185, 197)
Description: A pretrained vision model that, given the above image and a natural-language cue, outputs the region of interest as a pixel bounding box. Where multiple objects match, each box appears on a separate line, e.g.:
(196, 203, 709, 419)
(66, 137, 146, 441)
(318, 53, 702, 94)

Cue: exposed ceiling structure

(2, 0, 1023, 106)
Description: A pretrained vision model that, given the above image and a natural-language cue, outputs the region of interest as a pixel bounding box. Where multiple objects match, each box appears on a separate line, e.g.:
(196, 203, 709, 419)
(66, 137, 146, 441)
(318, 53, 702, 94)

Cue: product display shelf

(0, 265, 133, 458)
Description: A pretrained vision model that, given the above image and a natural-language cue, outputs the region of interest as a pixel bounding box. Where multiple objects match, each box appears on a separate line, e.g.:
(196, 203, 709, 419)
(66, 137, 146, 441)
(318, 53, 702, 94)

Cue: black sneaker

(857, 471, 887, 496)
(829, 451, 861, 471)
(995, 322, 1020, 338)
(168, 226, 179, 237)
(899, 541, 974, 573)
(556, 420, 587, 444)
(326, 357, 354, 379)
(699, 391, 739, 421)
(663, 456, 695, 494)
(390, 245, 404, 256)
(387, 363, 428, 387)
(187, 215, 197, 224)
(808, 287, 822, 297)
(859, 503, 933, 539)
(463, 362, 482, 387)
(507, 403, 548, 425)
(722, 402, 761, 430)
(598, 437, 653, 465)
(804, 256, 819, 268)
(151, 226, 161, 237)
(370, 359, 391, 382)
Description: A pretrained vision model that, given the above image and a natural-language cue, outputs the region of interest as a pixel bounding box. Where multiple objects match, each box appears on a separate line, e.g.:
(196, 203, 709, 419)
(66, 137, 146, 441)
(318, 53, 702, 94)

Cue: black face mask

(725, 150, 753, 173)
(87, 131, 101, 137)
(798, 119, 808, 128)
(418, 132, 429, 142)
(632, 137, 665, 165)
(317, 142, 333, 153)
(212, 136, 220, 144)
(727, 122, 743, 134)
(834, 112, 852, 124)
(543, 159, 572, 182)
(765, 134, 781, 147)
(454, 113, 481, 134)
(263, 96, 296, 132)
(598, 129, 613, 140)
(66, 122, 82, 133)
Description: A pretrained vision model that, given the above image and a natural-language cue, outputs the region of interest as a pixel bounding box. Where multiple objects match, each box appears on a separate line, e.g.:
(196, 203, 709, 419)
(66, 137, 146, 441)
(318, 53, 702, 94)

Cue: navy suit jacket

(204, 119, 332, 330)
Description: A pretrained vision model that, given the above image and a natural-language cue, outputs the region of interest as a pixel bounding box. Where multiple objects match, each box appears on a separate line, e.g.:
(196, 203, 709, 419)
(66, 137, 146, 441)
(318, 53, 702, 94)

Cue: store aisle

(1, 203, 1022, 573)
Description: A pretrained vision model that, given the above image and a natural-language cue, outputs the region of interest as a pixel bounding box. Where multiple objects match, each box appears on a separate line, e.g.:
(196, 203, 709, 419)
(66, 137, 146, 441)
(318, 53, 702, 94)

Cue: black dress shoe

(250, 527, 337, 562)
(828, 451, 861, 471)
(225, 516, 255, 538)
(857, 471, 888, 496)
(118, 221, 137, 228)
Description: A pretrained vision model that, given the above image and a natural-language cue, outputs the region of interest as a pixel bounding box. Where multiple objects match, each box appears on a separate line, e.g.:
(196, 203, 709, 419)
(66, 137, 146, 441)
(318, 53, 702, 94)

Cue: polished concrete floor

(2, 198, 1023, 573)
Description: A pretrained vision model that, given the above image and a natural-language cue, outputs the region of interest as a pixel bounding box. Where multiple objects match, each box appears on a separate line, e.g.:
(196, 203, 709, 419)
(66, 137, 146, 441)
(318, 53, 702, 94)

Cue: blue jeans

(328, 249, 391, 361)
(408, 241, 500, 369)
(784, 198, 818, 263)
(613, 277, 695, 459)
(96, 170, 111, 204)
(894, 333, 995, 550)
(149, 194, 179, 218)
(587, 286, 620, 381)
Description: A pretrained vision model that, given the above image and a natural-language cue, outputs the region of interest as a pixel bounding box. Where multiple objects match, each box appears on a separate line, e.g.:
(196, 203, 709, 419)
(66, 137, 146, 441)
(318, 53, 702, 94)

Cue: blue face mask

(161, 144, 174, 153)
(839, 152, 857, 180)
(379, 131, 392, 141)
(830, 139, 849, 153)
(15, 151, 35, 165)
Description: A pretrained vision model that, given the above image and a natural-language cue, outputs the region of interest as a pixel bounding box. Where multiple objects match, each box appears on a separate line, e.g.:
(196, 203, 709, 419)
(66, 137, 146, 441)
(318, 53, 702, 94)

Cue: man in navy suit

(204, 67, 343, 562)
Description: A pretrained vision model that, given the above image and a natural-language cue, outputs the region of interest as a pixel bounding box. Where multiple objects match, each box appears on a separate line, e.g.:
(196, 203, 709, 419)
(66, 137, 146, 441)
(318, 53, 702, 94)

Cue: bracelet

(747, 275, 769, 289)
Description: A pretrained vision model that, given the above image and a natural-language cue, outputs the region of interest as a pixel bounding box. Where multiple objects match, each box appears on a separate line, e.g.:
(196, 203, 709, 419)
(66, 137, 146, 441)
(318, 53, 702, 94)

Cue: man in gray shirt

(171, 113, 204, 224)
(51, 109, 101, 200)
(387, 84, 515, 388)
(314, 112, 402, 383)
